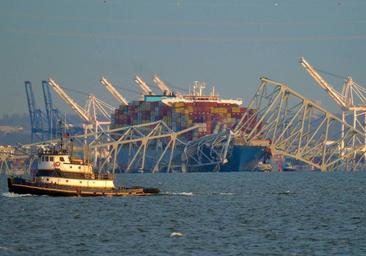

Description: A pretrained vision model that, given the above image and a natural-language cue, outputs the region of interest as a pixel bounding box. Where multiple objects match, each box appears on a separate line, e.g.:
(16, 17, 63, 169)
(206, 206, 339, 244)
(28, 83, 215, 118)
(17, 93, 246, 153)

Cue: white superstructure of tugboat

(8, 143, 160, 196)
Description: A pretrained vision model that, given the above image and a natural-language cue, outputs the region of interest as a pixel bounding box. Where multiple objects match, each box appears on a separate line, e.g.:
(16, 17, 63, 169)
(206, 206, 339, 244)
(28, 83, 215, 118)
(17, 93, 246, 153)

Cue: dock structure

(235, 77, 366, 172)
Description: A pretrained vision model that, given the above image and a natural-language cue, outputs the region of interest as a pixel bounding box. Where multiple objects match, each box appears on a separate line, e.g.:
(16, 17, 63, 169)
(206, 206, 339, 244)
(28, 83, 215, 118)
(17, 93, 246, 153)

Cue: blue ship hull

(181, 144, 270, 172)
(221, 145, 270, 172)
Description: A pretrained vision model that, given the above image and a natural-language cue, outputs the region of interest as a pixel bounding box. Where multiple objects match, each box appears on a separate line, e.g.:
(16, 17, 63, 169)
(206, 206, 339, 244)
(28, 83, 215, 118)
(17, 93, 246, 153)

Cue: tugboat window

(60, 157, 64, 162)
(50, 157, 54, 161)
(45, 156, 49, 161)
(70, 166, 72, 168)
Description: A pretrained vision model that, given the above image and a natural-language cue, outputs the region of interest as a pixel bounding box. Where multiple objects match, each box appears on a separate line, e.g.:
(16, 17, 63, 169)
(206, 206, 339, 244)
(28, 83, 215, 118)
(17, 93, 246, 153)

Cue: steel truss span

(182, 131, 232, 172)
(4, 121, 230, 174)
(235, 77, 366, 172)
(71, 121, 197, 173)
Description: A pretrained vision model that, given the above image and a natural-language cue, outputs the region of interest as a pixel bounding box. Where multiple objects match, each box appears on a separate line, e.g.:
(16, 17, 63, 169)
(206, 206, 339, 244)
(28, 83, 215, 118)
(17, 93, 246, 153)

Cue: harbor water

(1, 171, 366, 255)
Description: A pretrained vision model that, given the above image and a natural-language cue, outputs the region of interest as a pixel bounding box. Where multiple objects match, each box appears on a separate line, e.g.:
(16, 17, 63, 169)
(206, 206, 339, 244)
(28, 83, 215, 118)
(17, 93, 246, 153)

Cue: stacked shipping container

(112, 99, 249, 140)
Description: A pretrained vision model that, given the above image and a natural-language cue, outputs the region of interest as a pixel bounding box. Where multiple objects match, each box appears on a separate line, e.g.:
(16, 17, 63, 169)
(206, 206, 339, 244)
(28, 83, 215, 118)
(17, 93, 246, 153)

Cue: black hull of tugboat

(7, 177, 160, 197)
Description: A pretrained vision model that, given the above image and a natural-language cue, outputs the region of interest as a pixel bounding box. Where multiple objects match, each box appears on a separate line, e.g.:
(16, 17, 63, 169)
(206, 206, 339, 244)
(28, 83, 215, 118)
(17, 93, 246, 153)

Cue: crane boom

(134, 75, 154, 95)
(100, 77, 129, 105)
(299, 57, 348, 109)
(152, 75, 173, 95)
(48, 78, 90, 122)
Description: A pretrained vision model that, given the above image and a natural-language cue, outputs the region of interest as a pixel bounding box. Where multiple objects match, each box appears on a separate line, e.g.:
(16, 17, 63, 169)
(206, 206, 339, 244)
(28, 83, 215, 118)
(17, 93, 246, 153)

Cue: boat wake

(217, 192, 234, 196)
(162, 192, 234, 196)
(162, 192, 195, 196)
(2, 192, 34, 198)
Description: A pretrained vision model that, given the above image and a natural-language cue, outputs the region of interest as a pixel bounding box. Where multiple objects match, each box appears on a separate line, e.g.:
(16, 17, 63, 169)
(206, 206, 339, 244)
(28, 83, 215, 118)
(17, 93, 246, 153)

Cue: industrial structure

(100, 77, 129, 106)
(42, 81, 63, 140)
(0, 145, 34, 175)
(235, 77, 366, 171)
(299, 57, 366, 153)
(48, 78, 114, 135)
(25, 80, 82, 143)
(134, 75, 154, 95)
(47, 78, 116, 163)
(25, 81, 48, 143)
(11, 60, 366, 174)
(152, 74, 174, 96)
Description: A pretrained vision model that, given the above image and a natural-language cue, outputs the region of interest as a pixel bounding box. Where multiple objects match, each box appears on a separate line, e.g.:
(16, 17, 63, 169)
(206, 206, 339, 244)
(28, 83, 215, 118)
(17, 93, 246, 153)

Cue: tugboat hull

(8, 177, 160, 197)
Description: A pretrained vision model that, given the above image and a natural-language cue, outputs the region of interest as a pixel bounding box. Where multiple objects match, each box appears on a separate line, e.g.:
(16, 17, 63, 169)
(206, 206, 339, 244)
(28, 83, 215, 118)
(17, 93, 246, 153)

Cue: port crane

(48, 78, 114, 131)
(152, 75, 173, 95)
(48, 78, 90, 123)
(42, 81, 63, 139)
(48, 78, 115, 163)
(299, 57, 366, 151)
(100, 77, 129, 106)
(25, 81, 48, 143)
(134, 75, 154, 95)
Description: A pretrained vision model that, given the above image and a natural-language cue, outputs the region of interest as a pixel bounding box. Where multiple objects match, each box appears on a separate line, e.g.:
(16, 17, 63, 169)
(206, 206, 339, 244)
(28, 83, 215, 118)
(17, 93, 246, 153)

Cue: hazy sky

(1, 0, 365, 116)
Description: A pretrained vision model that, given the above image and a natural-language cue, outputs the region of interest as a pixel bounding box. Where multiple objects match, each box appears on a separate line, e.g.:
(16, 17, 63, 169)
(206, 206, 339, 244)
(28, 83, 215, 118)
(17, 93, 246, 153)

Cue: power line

(114, 85, 140, 95)
(60, 86, 90, 97)
(314, 68, 347, 80)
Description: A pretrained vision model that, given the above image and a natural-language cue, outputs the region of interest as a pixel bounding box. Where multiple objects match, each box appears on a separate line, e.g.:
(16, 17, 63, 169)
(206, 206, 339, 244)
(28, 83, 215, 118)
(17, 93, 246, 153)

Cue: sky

(1, 0, 366, 117)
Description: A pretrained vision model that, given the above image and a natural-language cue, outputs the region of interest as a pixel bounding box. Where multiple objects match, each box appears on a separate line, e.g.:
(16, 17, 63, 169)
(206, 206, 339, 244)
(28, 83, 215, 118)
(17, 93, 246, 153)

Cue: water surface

(1, 172, 365, 255)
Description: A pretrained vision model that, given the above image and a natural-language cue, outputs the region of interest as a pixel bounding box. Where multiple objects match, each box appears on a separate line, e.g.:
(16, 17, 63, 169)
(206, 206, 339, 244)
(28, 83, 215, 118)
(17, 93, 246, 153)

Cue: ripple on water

(1, 172, 366, 256)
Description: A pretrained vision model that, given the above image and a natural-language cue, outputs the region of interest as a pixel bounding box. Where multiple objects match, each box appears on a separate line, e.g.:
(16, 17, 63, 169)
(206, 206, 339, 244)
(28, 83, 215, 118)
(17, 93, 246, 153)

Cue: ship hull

(221, 145, 270, 172)
(183, 144, 270, 172)
(8, 177, 160, 197)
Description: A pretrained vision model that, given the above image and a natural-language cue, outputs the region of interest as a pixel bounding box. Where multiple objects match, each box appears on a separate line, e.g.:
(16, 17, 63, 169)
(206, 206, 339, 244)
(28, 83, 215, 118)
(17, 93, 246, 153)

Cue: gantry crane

(48, 78, 115, 163)
(100, 77, 129, 106)
(42, 81, 63, 139)
(48, 78, 114, 129)
(299, 57, 350, 109)
(134, 75, 154, 95)
(24, 81, 47, 143)
(48, 78, 90, 123)
(299, 57, 366, 152)
(152, 75, 173, 95)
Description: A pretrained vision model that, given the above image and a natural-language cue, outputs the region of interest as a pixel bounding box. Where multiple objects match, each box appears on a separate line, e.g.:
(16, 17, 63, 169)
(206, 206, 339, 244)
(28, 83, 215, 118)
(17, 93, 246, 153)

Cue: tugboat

(7, 142, 160, 197)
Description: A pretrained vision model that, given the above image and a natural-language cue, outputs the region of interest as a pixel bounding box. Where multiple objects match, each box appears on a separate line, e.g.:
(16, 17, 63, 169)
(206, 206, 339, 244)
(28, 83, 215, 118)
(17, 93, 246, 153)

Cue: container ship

(111, 77, 270, 172)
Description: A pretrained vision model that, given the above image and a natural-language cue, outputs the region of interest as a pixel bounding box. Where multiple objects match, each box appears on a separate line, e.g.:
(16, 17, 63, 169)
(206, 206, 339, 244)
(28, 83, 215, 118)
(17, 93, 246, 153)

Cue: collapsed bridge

(235, 77, 366, 171)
